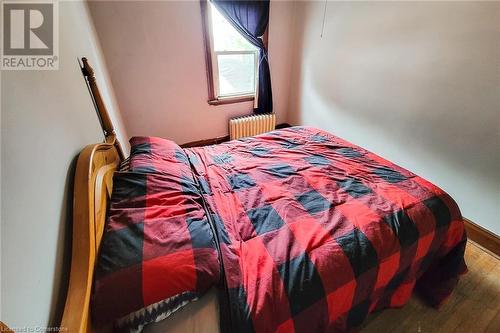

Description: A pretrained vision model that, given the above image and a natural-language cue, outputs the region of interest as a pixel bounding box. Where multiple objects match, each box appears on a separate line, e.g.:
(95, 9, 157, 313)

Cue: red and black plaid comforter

(93, 137, 221, 326)
(185, 126, 467, 333)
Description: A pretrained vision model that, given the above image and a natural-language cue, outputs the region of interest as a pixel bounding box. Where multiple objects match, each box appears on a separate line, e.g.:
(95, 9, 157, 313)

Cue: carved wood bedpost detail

(81, 57, 125, 160)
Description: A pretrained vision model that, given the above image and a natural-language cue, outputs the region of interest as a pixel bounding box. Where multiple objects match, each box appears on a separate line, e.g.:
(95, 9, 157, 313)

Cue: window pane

(217, 53, 255, 97)
(210, 3, 257, 52)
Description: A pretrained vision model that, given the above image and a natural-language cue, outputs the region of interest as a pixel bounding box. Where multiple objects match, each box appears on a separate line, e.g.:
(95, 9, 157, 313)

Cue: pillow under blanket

(92, 136, 220, 331)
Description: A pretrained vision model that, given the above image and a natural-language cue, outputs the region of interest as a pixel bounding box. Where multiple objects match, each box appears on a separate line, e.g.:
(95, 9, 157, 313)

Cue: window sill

(208, 96, 254, 106)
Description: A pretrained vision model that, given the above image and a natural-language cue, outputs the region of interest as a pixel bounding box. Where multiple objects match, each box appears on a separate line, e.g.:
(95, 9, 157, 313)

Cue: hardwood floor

(362, 241, 500, 332)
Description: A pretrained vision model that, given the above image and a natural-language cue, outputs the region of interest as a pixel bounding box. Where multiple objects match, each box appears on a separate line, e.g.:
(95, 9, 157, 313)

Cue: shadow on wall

(48, 155, 78, 326)
(293, 0, 500, 182)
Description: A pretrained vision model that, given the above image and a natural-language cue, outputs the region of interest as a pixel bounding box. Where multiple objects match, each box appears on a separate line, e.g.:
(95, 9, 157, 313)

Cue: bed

(61, 59, 467, 333)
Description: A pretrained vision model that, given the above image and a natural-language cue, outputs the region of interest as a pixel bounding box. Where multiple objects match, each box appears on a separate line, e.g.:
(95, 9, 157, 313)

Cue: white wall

(288, 1, 500, 235)
(88, 0, 294, 145)
(1, 0, 127, 328)
(268, 0, 295, 125)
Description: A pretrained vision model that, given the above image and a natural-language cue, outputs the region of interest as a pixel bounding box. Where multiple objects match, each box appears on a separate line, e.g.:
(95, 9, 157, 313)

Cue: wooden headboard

(60, 58, 123, 332)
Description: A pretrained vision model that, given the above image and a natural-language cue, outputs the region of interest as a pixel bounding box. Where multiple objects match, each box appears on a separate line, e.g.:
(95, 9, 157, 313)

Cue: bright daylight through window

(209, 2, 258, 99)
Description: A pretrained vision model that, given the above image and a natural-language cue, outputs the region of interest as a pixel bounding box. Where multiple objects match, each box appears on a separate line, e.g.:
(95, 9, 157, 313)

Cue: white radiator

(229, 113, 276, 140)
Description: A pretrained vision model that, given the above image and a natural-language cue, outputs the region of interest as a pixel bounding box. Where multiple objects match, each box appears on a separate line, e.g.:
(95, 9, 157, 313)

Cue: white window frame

(205, 1, 259, 102)
(212, 50, 258, 99)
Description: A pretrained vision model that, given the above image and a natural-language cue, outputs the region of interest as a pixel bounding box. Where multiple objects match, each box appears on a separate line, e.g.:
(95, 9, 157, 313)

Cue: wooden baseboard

(180, 123, 293, 148)
(180, 135, 230, 148)
(464, 218, 500, 257)
(275, 122, 292, 129)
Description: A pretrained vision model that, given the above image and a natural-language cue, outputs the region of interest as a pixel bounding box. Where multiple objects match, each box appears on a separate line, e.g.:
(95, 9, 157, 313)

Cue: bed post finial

(81, 57, 94, 77)
(81, 57, 125, 159)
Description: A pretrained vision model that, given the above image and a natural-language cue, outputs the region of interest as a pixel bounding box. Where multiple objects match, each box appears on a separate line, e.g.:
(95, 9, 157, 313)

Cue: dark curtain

(212, 0, 273, 114)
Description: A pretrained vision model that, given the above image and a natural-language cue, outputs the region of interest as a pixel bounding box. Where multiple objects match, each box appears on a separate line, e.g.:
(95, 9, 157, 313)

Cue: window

(201, 1, 260, 105)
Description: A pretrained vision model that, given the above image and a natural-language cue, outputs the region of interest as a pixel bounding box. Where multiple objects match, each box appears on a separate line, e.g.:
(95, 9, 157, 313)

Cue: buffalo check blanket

(94, 126, 467, 332)
(185, 126, 467, 333)
(93, 137, 221, 327)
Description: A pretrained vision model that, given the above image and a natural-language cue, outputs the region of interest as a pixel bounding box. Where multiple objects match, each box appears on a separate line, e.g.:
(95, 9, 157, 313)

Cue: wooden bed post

(81, 57, 125, 160)
(60, 58, 124, 332)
